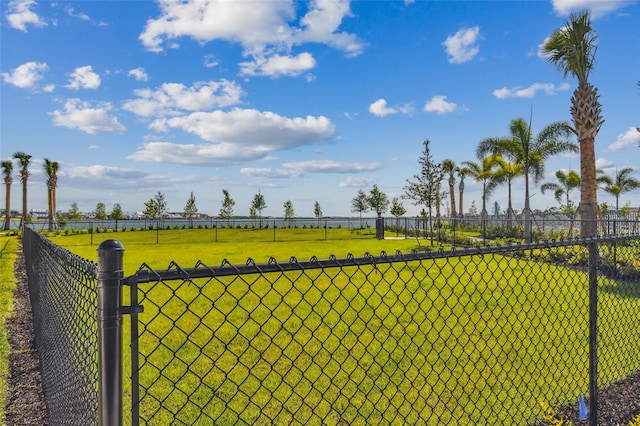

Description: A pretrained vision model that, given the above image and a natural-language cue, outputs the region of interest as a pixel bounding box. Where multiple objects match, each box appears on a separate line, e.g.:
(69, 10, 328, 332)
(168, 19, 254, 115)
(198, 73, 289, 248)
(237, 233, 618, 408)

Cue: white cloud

(240, 52, 316, 78)
(64, 165, 147, 181)
(123, 80, 244, 117)
(1, 61, 48, 88)
(424, 95, 459, 114)
(131, 108, 335, 165)
(50, 98, 126, 134)
(596, 157, 614, 170)
(442, 26, 480, 64)
(204, 54, 219, 68)
(492, 82, 571, 99)
(6, 0, 47, 31)
(64, 5, 90, 21)
(338, 176, 376, 188)
(607, 127, 640, 151)
(139, 0, 363, 77)
(551, 0, 632, 19)
(66, 66, 101, 90)
(241, 160, 383, 178)
(128, 68, 149, 82)
(369, 99, 397, 117)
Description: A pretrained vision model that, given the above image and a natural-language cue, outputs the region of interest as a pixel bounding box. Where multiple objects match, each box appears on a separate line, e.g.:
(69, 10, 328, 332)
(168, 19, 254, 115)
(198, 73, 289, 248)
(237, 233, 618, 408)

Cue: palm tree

(541, 169, 581, 212)
(442, 159, 458, 227)
(492, 155, 524, 228)
(457, 167, 468, 218)
(598, 167, 640, 210)
(43, 159, 60, 231)
(13, 152, 31, 228)
(2, 160, 13, 231)
(462, 155, 500, 237)
(543, 11, 603, 237)
(477, 118, 577, 241)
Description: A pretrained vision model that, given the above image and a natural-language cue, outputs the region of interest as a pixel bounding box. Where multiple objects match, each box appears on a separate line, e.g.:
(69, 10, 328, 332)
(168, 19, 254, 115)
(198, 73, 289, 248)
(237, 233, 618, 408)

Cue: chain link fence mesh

(23, 226, 99, 425)
(20, 226, 640, 425)
(127, 236, 640, 425)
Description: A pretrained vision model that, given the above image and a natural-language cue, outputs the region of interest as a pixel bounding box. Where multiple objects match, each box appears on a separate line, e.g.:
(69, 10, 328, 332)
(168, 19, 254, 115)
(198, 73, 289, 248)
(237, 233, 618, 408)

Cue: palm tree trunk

(458, 181, 464, 218)
(3, 183, 10, 231)
(449, 178, 457, 230)
(524, 171, 532, 242)
(507, 180, 514, 229)
(47, 185, 54, 232)
(20, 178, 27, 227)
(578, 132, 598, 237)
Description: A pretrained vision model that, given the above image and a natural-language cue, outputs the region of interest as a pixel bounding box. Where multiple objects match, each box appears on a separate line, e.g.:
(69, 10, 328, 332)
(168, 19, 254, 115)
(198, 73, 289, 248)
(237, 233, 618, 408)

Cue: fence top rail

(23, 226, 98, 276)
(128, 233, 638, 284)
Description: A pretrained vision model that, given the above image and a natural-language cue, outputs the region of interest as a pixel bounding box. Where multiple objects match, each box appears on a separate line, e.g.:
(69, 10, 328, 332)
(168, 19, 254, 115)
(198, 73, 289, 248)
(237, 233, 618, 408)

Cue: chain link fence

(22, 226, 99, 425)
(21, 226, 640, 424)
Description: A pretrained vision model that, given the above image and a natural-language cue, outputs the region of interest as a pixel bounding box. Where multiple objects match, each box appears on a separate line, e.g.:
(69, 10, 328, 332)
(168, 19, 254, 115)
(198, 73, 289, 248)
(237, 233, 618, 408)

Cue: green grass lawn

(36, 229, 640, 424)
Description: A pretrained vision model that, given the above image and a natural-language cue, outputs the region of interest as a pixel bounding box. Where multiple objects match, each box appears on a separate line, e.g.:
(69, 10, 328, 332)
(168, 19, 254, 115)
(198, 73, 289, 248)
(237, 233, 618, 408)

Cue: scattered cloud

(596, 157, 614, 170)
(241, 160, 383, 178)
(240, 52, 316, 78)
(492, 82, 571, 99)
(128, 67, 149, 82)
(607, 127, 640, 152)
(1, 61, 48, 89)
(66, 65, 101, 90)
(50, 98, 126, 134)
(368, 99, 413, 117)
(551, 0, 632, 19)
(131, 108, 335, 165)
(369, 99, 397, 117)
(204, 54, 219, 68)
(123, 80, 244, 118)
(139, 0, 363, 77)
(424, 95, 460, 114)
(64, 5, 90, 21)
(442, 26, 481, 64)
(338, 176, 376, 188)
(6, 0, 47, 31)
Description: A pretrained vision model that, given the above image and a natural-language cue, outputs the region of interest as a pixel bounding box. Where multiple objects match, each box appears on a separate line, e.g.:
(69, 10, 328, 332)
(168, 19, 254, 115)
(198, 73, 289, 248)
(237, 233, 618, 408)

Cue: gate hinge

(119, 305, 144, 315)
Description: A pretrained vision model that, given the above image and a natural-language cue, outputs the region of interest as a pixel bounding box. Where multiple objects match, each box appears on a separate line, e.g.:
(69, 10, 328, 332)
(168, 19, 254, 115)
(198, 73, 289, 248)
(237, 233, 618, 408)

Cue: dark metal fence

(22, 226, 99, 425)
(21, 227, 640, 425)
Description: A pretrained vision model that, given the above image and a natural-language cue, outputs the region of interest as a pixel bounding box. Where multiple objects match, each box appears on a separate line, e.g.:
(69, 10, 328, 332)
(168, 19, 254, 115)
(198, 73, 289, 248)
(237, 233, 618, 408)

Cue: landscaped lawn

(0, 237, 18, 425)
(38, 229, 640, 424)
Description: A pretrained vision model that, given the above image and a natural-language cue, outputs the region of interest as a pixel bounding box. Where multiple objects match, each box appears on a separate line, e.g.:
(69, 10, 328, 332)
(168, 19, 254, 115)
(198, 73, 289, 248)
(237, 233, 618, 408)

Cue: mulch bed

(3, 249, 640, 425)
(5, 251, 50, 425)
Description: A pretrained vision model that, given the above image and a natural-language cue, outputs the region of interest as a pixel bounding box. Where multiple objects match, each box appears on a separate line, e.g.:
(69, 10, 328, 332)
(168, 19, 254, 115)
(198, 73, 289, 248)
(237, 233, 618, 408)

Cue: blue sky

(1, 0, 639, 217)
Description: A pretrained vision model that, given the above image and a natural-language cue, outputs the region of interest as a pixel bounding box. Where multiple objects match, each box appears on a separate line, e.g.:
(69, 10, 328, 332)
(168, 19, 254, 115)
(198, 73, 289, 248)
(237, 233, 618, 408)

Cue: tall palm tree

(13, 152, 31, 228)
(543, 11, 603, 237)
(462, 155, 500, 237)
(1, 160, 13, 231)
(598, 167, 640, 210)
(477, 118, 577, 241)
(492, 155, 524, 228)
(541, 169, 581, 212)
(457, 167, 468, 218)
(442, 159, 458, 225)
(43, 159, 60, 231)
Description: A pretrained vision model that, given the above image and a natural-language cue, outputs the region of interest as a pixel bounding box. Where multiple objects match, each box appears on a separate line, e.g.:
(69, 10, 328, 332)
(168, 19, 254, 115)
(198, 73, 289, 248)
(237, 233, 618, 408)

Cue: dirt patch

(5, 251, 50, 425)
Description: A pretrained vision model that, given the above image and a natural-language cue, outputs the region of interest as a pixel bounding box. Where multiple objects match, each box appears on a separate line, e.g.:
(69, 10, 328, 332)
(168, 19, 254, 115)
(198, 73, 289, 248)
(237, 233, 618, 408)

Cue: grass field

(30, 229, 640, 423)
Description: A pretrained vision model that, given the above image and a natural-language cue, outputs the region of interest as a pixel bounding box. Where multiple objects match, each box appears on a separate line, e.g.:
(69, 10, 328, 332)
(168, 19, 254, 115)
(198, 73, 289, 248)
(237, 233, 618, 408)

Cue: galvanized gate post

(97, 239, 125, 426)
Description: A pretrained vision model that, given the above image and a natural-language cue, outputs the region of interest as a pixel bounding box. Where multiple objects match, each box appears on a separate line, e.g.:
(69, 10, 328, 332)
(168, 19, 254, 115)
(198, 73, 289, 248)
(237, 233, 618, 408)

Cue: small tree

(184, 191, 198, 228)
(251, 191, 266, 227)
(404, 139, 445, 243)
(367, 185, 389, 218)
(154, 192, 167, 219)
(95, 202, 107, 221)
(143, 198, 158, 220)
(68, 202, 82, 220)
(219, 189, 235, 223)
(283, 200, 294, 226)
(110, 204, 124, 220)
(390, 197, 406, 236)
(314, 201, 322, 226)
(351, 189, 369, 228)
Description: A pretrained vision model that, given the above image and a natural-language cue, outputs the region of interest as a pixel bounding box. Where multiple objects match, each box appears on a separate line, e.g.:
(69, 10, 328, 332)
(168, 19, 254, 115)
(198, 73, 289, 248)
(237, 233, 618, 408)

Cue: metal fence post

(97, 239, 125, 426)
(588, 239, 598, 426)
